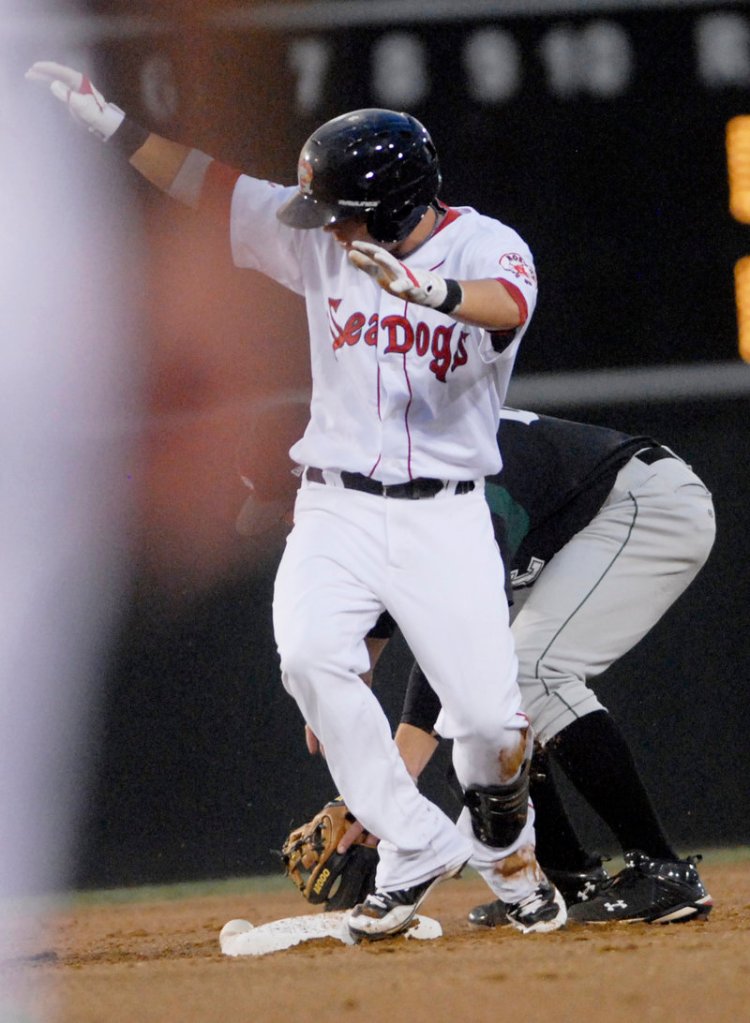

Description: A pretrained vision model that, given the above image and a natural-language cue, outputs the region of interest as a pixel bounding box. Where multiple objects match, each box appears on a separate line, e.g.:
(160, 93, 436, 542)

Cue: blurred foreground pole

(0, 3, 139, 1018)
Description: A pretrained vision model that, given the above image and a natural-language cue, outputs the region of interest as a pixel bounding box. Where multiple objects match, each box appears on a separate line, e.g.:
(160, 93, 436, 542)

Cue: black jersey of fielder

(490, 409, 660, 589)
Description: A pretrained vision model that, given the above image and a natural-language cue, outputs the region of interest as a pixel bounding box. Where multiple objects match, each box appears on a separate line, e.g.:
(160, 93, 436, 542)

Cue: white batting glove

(25, 61, 125, 141)
(348, 241, 462, 313)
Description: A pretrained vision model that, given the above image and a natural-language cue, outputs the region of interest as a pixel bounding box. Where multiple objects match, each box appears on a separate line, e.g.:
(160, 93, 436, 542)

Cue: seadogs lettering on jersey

(328, 304, 469, 382)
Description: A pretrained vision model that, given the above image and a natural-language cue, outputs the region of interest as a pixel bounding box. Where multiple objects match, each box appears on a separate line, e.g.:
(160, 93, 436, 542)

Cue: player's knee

(517, 678, 557, 732)
(519, 675, 604, 746)
(517, 668, 578, 717)
(279, 625, 366, 690)
(277, 626, 327, 683)
(440, 691, 519, 745)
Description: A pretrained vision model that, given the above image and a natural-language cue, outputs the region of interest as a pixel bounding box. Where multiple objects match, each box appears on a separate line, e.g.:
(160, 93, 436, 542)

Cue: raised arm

(25, 62, 229, 205)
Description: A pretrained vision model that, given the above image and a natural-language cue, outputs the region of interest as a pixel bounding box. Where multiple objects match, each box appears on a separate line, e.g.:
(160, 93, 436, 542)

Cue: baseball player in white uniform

(27, 63, 566, 937)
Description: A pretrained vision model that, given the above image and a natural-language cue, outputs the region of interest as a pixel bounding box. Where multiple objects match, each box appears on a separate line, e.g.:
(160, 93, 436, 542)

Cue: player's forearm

(349, 241, 530, 330)
(124, 125, 241, 215)
(127, 132, 194, 193)
(24, 63, 222, 209)
(453, 278, 526, 331)
(394, 722, 439, 781)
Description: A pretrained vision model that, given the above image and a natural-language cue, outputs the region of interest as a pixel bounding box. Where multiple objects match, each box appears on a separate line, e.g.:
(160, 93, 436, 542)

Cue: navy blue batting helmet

(277, 108, 441, 244)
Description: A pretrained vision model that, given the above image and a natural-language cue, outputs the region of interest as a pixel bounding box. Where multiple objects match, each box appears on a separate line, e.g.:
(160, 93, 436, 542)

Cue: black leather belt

(635, 446, 676, 465)
(305, 467, 475, 499)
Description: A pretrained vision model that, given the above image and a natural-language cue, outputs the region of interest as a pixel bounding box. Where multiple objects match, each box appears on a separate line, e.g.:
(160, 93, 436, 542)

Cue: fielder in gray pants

(401, 407, 716, 924)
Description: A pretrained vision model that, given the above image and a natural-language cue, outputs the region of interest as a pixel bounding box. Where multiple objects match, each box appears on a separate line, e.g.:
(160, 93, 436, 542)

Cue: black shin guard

(464, 755, 531, 848)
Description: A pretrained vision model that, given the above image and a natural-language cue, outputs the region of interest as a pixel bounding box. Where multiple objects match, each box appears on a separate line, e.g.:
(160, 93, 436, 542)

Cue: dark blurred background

(11, 0, 750, 888)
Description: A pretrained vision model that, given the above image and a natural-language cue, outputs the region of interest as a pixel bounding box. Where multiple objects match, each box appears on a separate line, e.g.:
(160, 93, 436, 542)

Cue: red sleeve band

(497, 278, 528, 326)
(198, 161, 243, 225)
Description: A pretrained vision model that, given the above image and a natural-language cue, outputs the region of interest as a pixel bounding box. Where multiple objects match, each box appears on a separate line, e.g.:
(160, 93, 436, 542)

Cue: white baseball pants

(273, 476, 536, 897)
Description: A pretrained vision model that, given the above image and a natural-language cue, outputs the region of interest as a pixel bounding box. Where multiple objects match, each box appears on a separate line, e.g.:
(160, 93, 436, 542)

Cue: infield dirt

(5, 857, 749, 1023)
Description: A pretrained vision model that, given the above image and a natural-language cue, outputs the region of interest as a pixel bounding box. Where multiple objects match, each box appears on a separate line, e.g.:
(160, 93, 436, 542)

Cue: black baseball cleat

(347, 857, 468, 941)
(505, 881, 567, 933)
(567, 851, 714, 924)
(468, 881, 567, 932)
(543, 861, 612, 905)
(468, 898, 510, 928)
(468, 860, 608, 928)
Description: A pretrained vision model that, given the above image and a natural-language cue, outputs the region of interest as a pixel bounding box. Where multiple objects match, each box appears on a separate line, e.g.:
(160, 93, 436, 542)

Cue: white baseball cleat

(347, 857, 468, 941)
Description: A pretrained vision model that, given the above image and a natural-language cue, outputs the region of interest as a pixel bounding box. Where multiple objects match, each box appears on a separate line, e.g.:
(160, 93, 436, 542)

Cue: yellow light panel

(727, 116, 750, 225)
(735, 256, 750, 362)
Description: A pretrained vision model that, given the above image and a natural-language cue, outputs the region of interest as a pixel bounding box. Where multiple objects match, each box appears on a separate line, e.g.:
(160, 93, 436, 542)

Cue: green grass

(0, 873, 291, 916)
(68, 845, 750, 907)
(70, 873, 293, 906)
(8, 846, 748, 913)
(684, 845, 750, 864)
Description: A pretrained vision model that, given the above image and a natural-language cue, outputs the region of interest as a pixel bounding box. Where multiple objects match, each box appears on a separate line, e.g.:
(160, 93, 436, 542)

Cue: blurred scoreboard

(87, 0, 750, 374)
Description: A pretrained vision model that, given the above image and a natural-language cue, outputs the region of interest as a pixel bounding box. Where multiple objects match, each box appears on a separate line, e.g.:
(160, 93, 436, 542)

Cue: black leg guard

(463, 754, 531, 848)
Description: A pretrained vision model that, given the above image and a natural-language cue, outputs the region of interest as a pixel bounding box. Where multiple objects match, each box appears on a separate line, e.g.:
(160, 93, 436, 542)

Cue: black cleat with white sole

(567, 851, 713, 924)
(347, 858, 467, 941)
(468, 860, 608, 928)
(505, 881, 567, 933)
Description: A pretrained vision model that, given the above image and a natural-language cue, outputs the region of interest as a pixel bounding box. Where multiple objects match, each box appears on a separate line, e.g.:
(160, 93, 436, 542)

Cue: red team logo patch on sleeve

(499, 252, 536, 285)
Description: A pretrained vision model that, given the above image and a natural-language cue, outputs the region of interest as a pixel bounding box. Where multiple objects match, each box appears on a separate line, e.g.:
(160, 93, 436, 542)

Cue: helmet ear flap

(367, 200, 430, 245)
(365, 146, 442, 243)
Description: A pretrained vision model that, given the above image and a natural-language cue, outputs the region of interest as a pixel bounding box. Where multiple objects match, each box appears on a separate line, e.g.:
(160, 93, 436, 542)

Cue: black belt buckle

(340, 470, 384, 496)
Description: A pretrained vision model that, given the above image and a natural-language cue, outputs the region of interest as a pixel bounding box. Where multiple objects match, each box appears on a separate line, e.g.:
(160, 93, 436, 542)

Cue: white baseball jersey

(230, 178, 537, 484)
